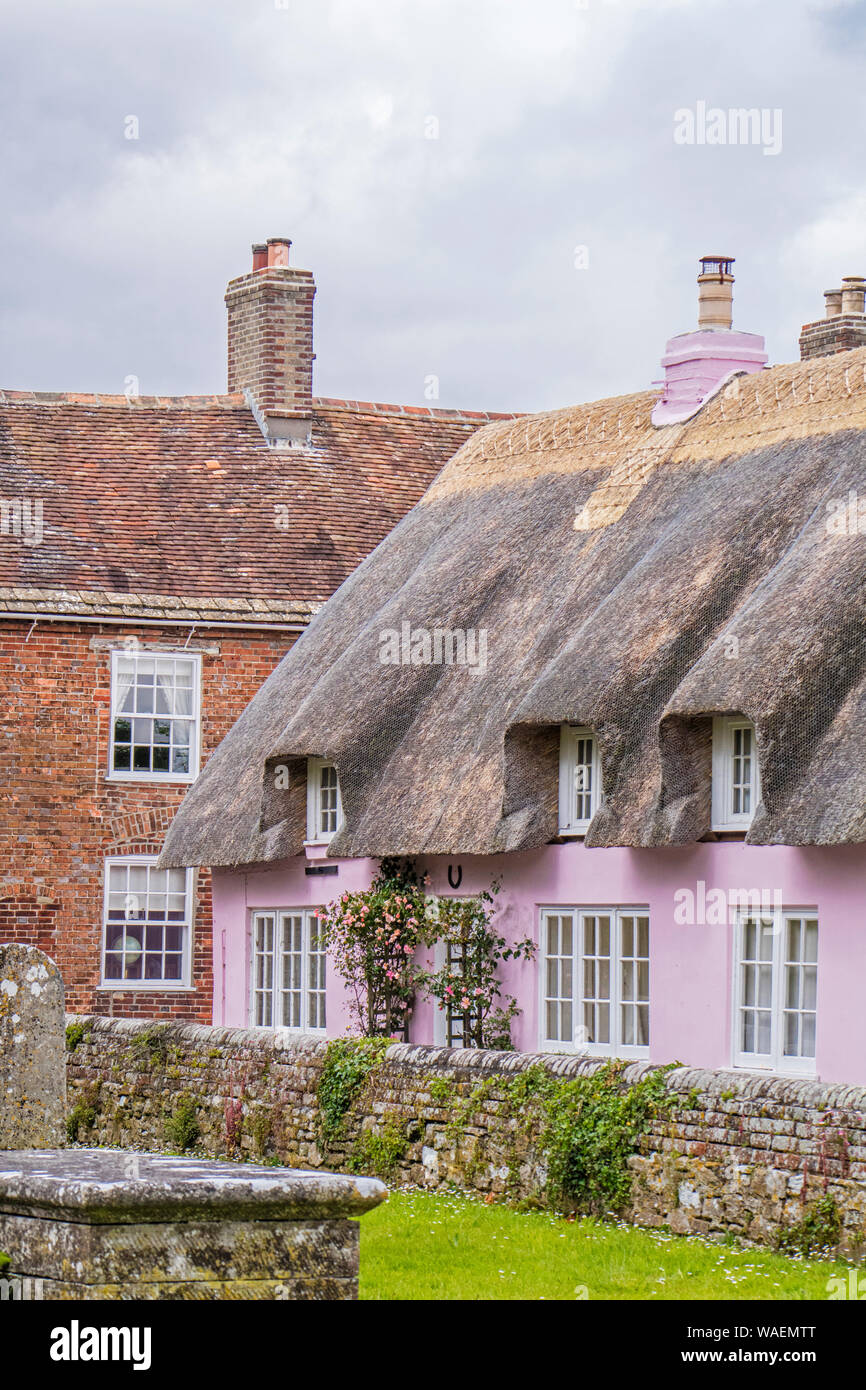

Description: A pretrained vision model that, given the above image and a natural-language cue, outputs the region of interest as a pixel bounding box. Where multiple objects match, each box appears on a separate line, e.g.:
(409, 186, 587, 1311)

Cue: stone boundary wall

(65, 1016, 866, 1255)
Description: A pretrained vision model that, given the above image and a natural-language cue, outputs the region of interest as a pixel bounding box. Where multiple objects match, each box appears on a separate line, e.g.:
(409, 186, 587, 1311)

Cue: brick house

(0, 238, 512, 1021)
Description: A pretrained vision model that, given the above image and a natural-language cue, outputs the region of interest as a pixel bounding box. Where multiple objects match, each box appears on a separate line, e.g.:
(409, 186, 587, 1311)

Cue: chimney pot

(267, 237, 292, 269)
(697, 255, 735, 330)
(841, 276, 866, 316)
(824, 289, 843, 318)
(800, 277, 866, 359)
(251, 243, 268, 271)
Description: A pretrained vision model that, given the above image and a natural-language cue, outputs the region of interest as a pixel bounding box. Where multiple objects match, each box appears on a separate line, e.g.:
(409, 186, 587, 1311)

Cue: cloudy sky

(1, 0, 865, 413)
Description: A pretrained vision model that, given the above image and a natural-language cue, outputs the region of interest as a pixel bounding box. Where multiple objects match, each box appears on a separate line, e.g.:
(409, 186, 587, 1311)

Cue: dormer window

(306, 758, 343, 843)
(558, 725, 602, 835)
(712, 717, 760, 831)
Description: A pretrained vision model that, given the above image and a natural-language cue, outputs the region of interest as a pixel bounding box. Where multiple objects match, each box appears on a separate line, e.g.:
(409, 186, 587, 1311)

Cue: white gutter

(0, 610, 308, 632)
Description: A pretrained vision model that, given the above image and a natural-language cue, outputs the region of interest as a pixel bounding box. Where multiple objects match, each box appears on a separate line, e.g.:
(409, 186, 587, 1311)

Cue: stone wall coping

(66, 1015, 866, 1114)
(0, 1149, 387, 1224)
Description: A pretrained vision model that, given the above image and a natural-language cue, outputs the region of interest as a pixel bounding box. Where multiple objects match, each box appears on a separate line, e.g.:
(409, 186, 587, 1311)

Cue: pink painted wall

(212, 840, 866, 1086)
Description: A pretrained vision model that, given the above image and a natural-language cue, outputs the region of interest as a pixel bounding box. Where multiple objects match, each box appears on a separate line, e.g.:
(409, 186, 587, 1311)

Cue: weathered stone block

(0, 1150, 385, 1301)
(0, 945, 65, 1148)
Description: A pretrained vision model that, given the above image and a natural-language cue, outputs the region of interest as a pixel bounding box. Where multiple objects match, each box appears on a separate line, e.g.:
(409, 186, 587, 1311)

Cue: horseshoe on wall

(447, 864, 463, 890)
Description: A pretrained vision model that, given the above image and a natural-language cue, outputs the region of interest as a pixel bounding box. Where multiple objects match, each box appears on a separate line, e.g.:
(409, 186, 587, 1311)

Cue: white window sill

(711, 822, 754, 834)
(98, 983, 195, 992)
(539, 1042, 650, 1060)
(557, 826, 589, 839)
(249, 1024, 328, 1036)
(733, 1059, 817, 1078)
(105, 773, 197, 786)
(303, 840, 332, 859)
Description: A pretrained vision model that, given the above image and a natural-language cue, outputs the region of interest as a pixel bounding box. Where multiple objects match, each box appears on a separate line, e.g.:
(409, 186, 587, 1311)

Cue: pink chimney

(651, 257, 767, 426)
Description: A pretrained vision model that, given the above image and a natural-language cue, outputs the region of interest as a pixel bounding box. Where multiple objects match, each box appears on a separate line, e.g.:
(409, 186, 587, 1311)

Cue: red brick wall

(0, 619, 290, 1021)
(799, 316, 866, 360)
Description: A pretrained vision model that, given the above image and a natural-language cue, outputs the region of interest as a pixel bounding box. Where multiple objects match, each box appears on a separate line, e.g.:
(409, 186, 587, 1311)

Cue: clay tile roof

(158, 347, 866, 866)
(0, 393, 514, 617)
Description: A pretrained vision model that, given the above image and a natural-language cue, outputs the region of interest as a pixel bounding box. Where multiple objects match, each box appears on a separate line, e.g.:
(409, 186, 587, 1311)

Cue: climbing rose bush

(417, 885, 536, 1051)
(317, 859, 436, 1037)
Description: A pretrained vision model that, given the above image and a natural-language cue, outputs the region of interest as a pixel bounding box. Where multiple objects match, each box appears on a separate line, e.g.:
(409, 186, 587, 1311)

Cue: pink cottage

(160, 259, 866, 1088)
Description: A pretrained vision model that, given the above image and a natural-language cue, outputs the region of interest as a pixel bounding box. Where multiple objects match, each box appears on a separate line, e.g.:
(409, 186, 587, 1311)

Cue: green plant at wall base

(417, 884, 536, 1051)
(164, 1097, 200, 1153)
(317, 1037, 389, 1145)
(777, 1195, 842, 1257)
(349, 1120, 408, 1177)
(317, 858, 437, 1037)
(0, 1251, 10, 1274)
(251, 1110, 273, 1156)
(67, 1099, 98, 1143)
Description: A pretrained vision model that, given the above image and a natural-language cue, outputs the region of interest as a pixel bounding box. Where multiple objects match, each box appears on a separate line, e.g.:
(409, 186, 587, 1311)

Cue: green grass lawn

(359, 1187, 853, 1301)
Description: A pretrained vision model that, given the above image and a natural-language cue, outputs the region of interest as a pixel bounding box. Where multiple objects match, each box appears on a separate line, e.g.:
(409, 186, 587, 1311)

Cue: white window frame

(558, 724, 602, 835)
(106, 648, 201, 784)
(100, 856, 193, 989)
(431, 929, 482, 1049)
(249, 908, 327, 1033)
(539, 906, 650, 1058)
(732, 908, 818, 1076)
(305, 757, 343, 844)
(712, 716, 760, 831)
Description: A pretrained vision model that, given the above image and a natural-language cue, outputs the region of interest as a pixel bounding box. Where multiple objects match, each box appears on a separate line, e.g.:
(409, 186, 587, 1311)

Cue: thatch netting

(159, 349, 866, 867)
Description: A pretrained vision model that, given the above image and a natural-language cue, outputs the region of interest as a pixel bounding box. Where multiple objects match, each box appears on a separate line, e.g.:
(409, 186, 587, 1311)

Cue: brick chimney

(652, 257, 767, 426)
(799, 277, 866, 361)
(225, 238, 315, 447)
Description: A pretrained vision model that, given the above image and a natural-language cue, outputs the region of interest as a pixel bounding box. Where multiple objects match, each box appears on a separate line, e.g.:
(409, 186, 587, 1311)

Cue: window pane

(758, 965, 772, 1008)
(549, 915, 560, 955)
(636, 917, 649, 957)
(546, 1000, 558, 1039)
(544, 913, 573, 1043)
(561, 916, 572, 955)
(621, 916, 634, 958)
(781, 917, 818, 1060)
(757, 1011, 771, 1054)
(599, 916, 610, 957)
(801, 1012, 816, 1058)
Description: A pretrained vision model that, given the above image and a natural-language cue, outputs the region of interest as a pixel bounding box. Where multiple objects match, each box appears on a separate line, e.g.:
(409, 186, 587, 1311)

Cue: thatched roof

(159, 349, 866, 867)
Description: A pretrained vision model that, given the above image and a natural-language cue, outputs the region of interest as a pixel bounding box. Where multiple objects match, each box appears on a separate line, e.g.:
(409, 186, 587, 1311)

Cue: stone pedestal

(0, 1150, 386, 1299)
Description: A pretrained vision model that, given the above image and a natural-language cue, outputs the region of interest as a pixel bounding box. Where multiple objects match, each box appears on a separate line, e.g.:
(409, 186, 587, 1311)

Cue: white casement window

(102, 858, 192, 987)
(558, 725, 602, 835)
(541, 907, 650, 1056)
(712, 716, 760, 831)
(108, 650, 201, 782)
(250, 909, 326, 1032)
(733, 911, 818, 1074)
(306, 758, 343, 843)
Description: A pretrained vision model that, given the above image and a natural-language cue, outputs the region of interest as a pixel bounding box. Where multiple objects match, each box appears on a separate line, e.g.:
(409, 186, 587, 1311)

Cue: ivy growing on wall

(432, 1060, 677, 1215)
(317, 1037, 390, 1146)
